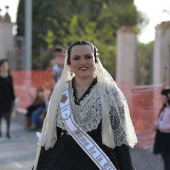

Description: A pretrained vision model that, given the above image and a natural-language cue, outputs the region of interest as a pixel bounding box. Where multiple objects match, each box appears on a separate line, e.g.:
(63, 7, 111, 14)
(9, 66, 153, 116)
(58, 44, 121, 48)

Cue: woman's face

(54, 51, 65, 67)
(161, 95, 167, 104)
(70, 45, 95, 79)
(0, 62, 9, 73)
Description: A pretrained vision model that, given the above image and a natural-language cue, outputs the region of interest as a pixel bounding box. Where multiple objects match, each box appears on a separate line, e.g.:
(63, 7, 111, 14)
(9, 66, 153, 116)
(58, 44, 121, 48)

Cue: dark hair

(161, 88, 170, 95)
(54, 45, 63, 52)
(0, 59, 8, 67)
(66, 40, 98, 65)
(54, 48, 62, 52)
(0, 59, 10, 74)
(158, 88, 170, 117)
(37, 86, 44, 92)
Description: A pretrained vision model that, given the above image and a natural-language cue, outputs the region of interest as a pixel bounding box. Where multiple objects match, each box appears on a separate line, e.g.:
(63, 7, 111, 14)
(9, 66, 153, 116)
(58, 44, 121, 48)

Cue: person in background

(28, 88, 53, 131)
(25, 86, 45, 129)
(33, 40, 137, 170)
(153, 88, 170, 170)
(0, 59, 15, 138)
(52, 47, 65, 83)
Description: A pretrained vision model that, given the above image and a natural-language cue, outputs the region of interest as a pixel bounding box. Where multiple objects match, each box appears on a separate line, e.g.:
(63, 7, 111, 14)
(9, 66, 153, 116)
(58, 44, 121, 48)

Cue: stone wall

(153, 21, 170, 86)
(116, 22, 170, 86)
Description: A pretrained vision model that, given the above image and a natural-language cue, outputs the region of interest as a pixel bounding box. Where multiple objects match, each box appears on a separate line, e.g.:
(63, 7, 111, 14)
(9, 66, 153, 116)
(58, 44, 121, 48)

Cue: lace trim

(57, 81, 102, 132)
(72, 77, 97, 105)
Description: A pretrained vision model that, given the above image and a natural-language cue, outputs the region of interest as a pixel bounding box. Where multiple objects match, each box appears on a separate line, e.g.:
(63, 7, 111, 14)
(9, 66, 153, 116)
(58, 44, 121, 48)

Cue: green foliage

(40, 30, 56, 49)
(16, 0, 146, 76)
(136, 41, 154, 85)
(16, 0, 25, 36)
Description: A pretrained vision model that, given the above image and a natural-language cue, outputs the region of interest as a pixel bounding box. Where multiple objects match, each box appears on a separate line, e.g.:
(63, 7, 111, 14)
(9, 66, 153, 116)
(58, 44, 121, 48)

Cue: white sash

(60, 83, 117, 170)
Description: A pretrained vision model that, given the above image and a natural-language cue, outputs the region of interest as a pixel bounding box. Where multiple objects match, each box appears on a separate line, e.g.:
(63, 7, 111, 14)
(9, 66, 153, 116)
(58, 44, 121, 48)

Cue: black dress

(36, 78, 135, 170)
(37, 126, 135, 170)
(153, 108, 170, 155)
(0, 75, 15, 114)
(153, 130, 170, 154)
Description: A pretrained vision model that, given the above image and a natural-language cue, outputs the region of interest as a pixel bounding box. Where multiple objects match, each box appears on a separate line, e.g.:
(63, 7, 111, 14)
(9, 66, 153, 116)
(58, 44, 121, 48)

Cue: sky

(134, 0, 170, 43)
(0, 0, 170, 43)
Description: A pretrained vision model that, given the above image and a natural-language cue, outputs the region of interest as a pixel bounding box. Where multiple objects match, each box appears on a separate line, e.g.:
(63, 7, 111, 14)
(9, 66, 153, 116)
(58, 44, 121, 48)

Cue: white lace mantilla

(57, 83, 102, 132)
(43, 53, 137, 150)
(56, 81, 137, 148)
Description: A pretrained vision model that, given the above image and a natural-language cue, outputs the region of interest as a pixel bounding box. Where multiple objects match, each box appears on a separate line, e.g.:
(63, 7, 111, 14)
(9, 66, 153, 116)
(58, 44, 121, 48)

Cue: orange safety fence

(11, 71, 55, 113)
(118, 83, 163, 149)
(11, 71, 164, 149)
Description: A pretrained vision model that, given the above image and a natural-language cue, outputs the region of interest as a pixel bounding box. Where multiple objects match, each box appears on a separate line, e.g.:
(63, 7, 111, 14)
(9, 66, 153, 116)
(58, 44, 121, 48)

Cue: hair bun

(161, 88, 170, 95)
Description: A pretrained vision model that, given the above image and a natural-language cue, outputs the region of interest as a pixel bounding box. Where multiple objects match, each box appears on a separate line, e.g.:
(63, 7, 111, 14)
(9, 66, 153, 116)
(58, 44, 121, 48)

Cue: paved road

(0, 114, 37, 170)
(0, 113, 164, 170)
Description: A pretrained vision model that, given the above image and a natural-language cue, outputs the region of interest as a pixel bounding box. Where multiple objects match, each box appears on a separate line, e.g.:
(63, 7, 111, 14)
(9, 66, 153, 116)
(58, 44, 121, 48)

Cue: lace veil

(42, 42, 137, 150)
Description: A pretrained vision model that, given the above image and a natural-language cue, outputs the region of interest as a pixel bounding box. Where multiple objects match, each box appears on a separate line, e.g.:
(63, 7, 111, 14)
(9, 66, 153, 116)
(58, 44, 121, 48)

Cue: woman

(0, 59, 15, 138)
(34, 41, 137, 170)
(153, 88, 170, 170)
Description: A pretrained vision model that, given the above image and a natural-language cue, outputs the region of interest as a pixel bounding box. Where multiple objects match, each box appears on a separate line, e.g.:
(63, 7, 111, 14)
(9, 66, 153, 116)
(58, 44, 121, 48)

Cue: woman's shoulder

(105, 83, 124, 97)
(165, 107, 170, 112)
(0, 74, 11, 78)
(7, 74, 13, 80)
(0, 74, 13, 82)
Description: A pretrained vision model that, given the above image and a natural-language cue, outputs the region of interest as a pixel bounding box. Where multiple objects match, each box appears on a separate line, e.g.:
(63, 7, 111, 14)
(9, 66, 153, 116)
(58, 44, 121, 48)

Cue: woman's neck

(0, 72, 8, 77)
(74, 76, 96, 99)
(74, 76, 95, 89)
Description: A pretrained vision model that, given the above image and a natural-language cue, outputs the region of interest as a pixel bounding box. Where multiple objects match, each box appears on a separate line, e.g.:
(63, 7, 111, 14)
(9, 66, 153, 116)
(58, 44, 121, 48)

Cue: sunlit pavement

(131, 147, 163, 170)
(0, 114, 37, 170)
(0, 113, 163, 170)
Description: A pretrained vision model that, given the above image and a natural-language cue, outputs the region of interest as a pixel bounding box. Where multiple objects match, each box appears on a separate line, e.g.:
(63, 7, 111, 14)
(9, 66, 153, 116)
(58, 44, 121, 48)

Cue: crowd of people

(25, 46, 65, 131)
(0, 46, 65, 134)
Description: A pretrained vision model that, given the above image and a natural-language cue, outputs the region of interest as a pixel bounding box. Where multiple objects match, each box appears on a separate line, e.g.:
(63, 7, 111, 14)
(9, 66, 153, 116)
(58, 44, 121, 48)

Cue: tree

(136, 41, 154, 85)
(16, 0, 146, 77)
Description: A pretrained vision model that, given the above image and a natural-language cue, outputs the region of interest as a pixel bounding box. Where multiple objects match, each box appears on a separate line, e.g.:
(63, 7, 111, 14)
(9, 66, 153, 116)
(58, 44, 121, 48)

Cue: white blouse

(157, 107, 170, 133)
